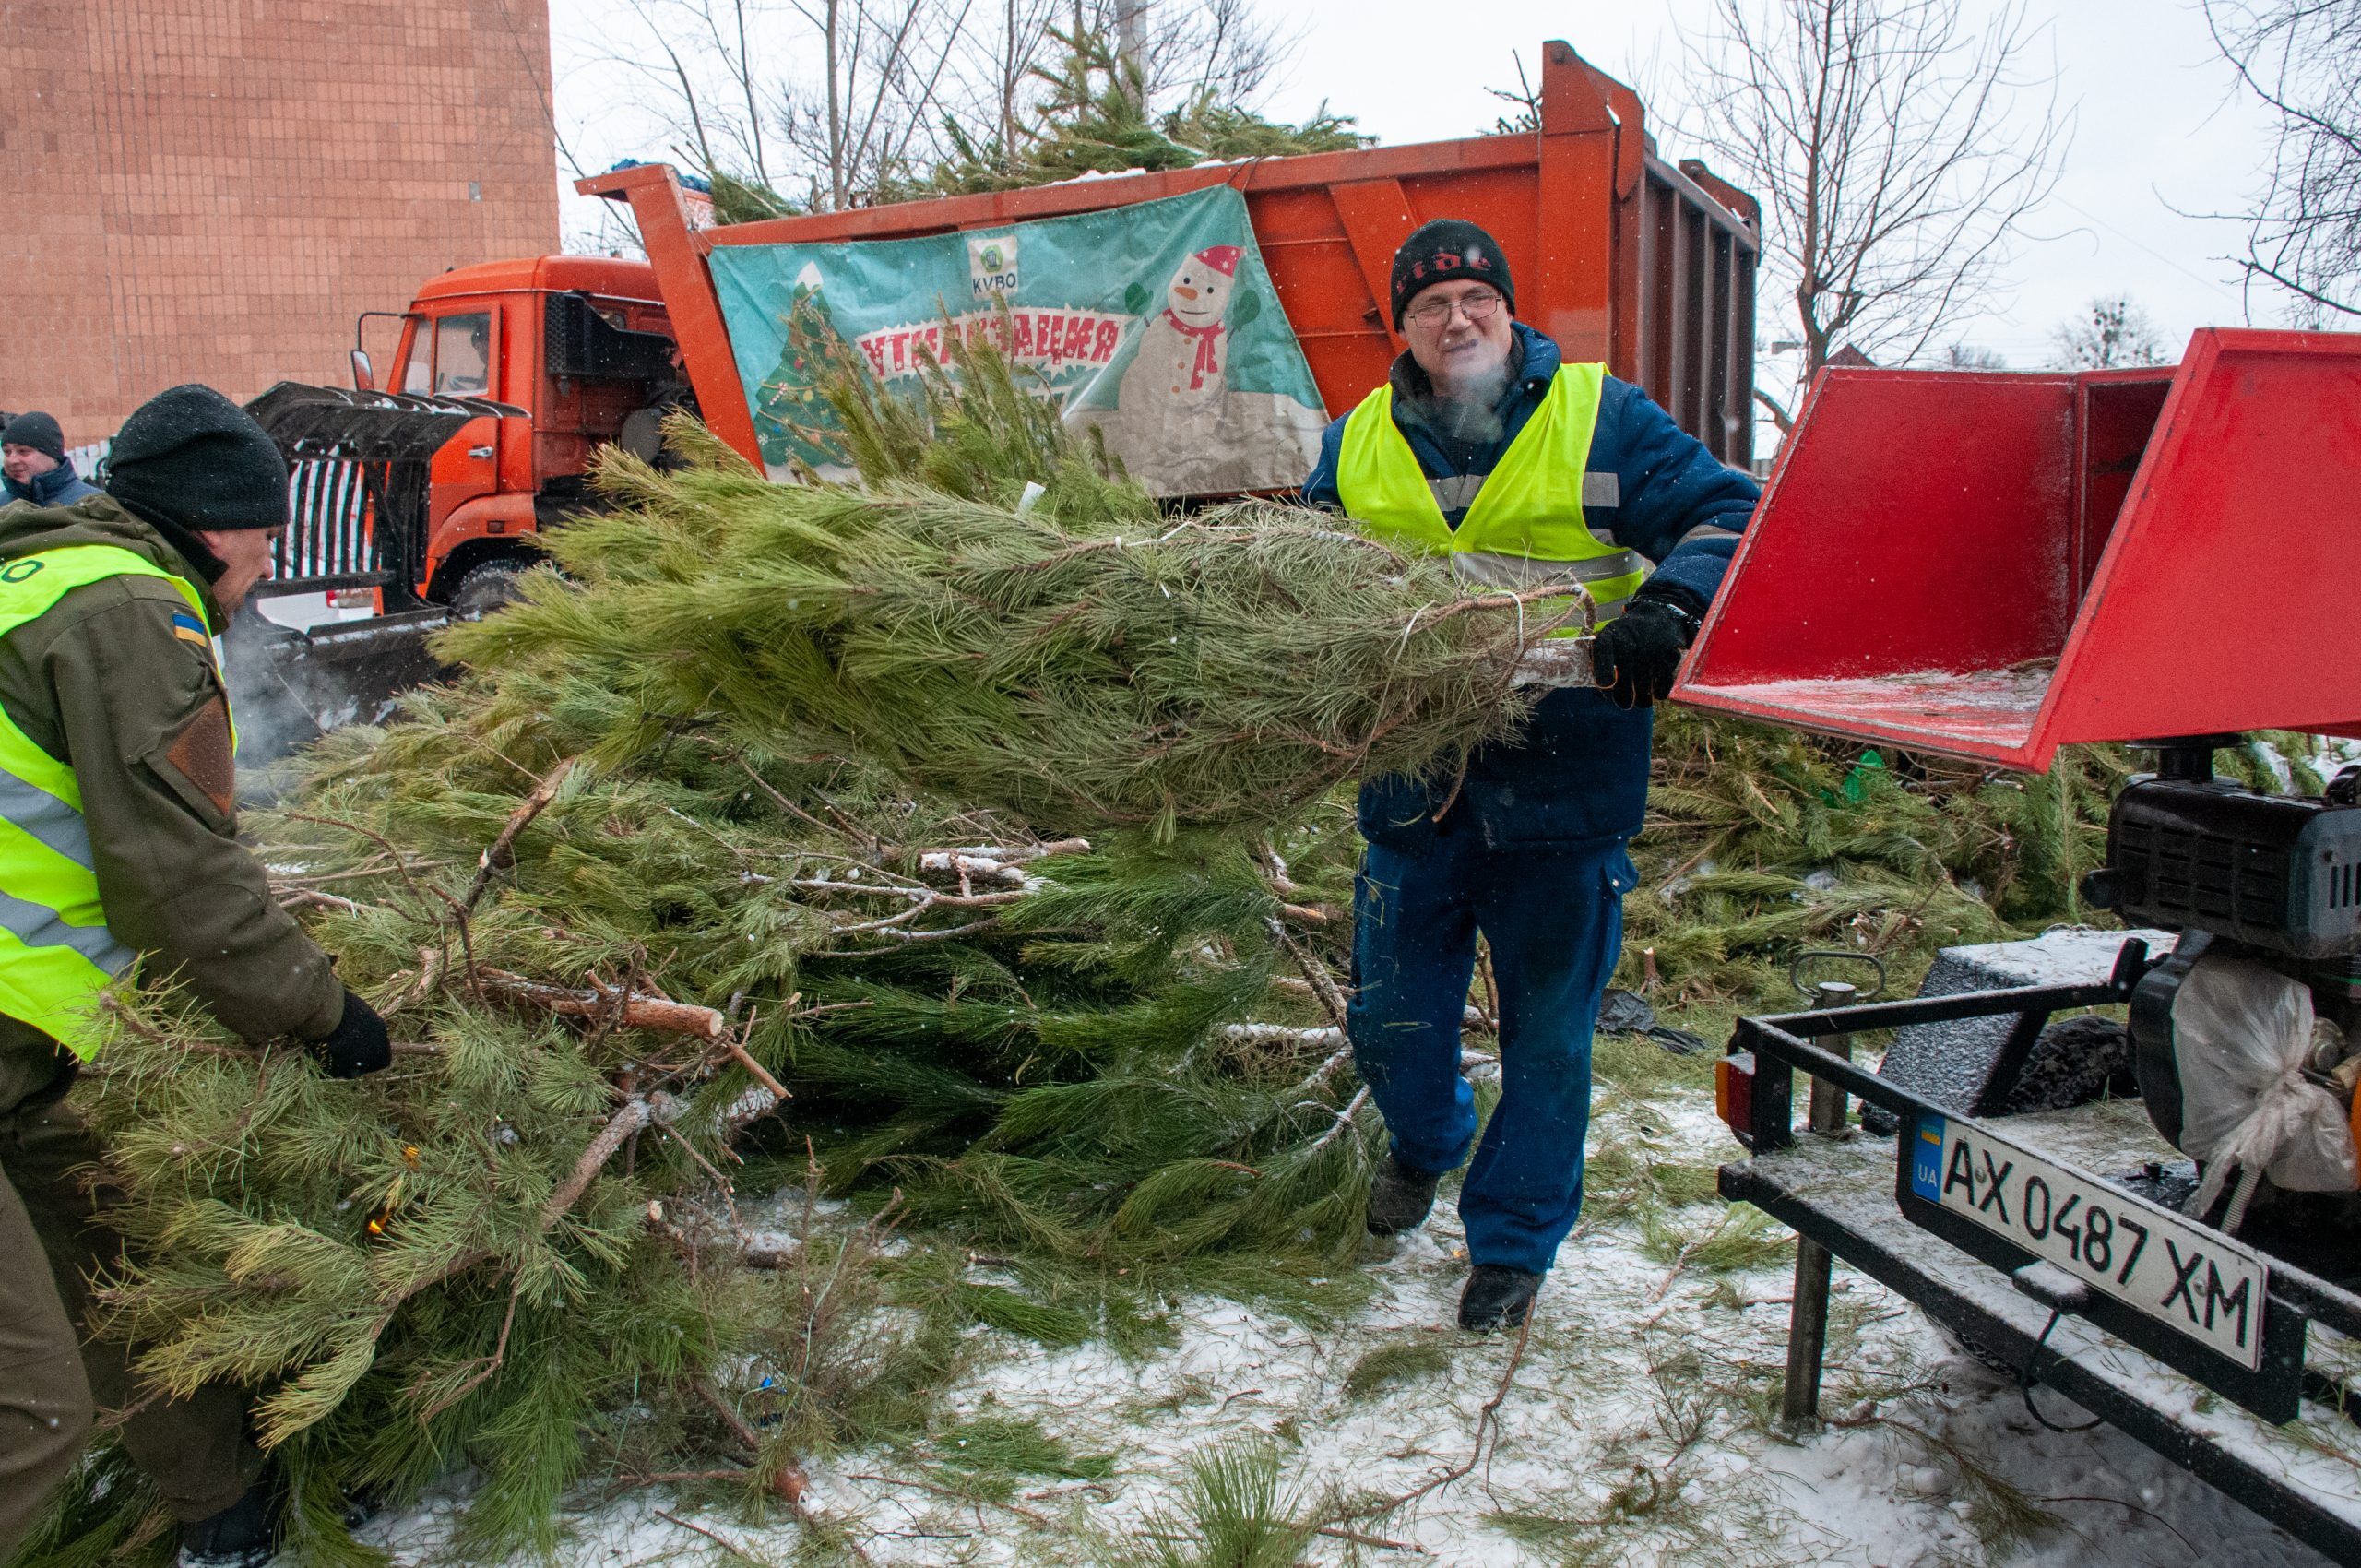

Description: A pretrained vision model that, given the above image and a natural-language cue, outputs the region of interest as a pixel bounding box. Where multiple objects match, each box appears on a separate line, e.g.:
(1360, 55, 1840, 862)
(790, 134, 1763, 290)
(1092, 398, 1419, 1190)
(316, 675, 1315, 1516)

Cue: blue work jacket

(1, 463, 98, 510)
(1303, 322, 1759, 848)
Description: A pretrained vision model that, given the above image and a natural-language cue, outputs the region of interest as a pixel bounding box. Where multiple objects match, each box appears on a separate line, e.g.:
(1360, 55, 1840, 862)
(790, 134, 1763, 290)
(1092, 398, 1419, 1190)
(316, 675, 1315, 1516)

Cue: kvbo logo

(967, 233, 1019, 300)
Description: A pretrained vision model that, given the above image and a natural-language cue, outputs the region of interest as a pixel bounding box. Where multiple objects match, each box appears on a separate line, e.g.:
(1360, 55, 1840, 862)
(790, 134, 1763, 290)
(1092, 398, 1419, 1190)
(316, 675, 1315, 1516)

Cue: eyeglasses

(1406, 291, 1503, 327)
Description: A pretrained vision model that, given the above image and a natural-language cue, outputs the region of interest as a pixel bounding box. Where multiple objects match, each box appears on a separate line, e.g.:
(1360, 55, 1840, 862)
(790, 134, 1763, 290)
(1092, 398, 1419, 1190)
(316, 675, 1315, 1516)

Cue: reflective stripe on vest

(0, 546, 217, 1056)
(1335, 363, 1648, 631)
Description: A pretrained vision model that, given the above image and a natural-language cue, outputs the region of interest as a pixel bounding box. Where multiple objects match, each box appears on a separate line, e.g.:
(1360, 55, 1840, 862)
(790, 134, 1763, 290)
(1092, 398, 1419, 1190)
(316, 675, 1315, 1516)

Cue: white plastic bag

(2172, 956, 2358, 1227)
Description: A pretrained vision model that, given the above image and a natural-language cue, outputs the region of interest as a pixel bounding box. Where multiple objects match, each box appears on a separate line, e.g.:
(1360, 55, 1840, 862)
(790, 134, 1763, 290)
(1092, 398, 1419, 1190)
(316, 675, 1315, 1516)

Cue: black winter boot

(1365, 1156, 1442, 1235)
(179, 1474, 280, 1568)
(1458, 1265, 1542, 1332)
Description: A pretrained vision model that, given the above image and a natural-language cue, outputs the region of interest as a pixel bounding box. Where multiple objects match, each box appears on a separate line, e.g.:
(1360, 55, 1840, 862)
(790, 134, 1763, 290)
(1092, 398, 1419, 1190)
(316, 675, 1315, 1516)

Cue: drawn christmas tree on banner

(753, 263, 862, 471)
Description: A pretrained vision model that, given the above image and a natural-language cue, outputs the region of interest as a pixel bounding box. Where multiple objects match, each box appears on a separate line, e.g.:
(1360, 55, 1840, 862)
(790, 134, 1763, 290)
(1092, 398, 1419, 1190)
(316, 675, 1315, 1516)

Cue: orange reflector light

(1715, 1051, 1754, 1139)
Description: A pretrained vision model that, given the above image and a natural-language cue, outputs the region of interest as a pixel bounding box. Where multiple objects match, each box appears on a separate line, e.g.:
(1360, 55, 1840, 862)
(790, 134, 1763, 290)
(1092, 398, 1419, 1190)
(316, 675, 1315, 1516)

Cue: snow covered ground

(362, 1084, 2348, 1568)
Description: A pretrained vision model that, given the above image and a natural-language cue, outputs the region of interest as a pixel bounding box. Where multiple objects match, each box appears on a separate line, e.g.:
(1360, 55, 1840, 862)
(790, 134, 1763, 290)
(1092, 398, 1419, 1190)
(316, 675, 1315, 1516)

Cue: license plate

(1907, 1112, 2271, 1371)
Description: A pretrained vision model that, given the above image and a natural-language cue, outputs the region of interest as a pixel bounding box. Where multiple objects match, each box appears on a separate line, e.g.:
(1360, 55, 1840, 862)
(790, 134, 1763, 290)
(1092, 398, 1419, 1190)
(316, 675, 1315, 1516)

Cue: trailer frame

(1720, 950, 2361, 1563)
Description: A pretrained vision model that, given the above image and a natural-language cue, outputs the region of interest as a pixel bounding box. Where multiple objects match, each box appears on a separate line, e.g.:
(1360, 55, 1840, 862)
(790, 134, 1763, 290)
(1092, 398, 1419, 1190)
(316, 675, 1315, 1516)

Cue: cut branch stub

(479, 969, 725, 1039)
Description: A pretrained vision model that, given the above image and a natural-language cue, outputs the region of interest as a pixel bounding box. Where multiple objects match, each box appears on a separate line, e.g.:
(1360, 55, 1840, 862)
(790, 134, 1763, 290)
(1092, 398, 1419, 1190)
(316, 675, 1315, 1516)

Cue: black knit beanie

(1390, 219, 1516, 328)
(1, 411, 67, 465)
(104, 385, 289, 535)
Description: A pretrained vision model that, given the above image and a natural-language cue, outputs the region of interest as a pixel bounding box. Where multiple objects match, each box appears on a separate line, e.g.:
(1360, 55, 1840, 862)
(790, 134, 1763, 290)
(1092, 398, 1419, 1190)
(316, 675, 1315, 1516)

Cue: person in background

(1303, 220, 1758, 1333)
(2, 413, 99, 510)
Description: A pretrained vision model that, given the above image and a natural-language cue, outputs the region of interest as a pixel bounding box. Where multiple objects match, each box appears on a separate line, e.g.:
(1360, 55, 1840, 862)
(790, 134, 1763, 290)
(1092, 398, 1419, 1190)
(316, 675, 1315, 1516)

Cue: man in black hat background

(0, 385, 391, 1567)
(2, 413, 100, 511)
(1304, 220, 1759, 1332)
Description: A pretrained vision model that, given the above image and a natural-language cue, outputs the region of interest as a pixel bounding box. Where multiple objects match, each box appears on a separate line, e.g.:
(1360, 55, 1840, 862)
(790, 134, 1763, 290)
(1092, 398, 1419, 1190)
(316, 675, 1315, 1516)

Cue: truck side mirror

(350, 349, 375, 392)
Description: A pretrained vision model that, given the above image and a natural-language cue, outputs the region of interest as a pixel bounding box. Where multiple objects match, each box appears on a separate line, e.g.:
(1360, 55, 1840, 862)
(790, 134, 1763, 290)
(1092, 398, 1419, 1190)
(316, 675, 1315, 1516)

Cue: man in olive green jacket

(0, 386, 390, 1568)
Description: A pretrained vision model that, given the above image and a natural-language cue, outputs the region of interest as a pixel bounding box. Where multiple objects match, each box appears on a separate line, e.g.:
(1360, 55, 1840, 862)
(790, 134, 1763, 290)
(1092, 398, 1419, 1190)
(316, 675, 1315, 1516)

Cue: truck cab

(378, 255, 683, 611)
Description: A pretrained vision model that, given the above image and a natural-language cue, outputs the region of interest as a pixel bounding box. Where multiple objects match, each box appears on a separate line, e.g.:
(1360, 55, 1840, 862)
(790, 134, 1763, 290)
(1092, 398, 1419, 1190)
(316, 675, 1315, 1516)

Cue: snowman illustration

(1074, 239, 1328, 495)
(1119, 244, 1245, 408)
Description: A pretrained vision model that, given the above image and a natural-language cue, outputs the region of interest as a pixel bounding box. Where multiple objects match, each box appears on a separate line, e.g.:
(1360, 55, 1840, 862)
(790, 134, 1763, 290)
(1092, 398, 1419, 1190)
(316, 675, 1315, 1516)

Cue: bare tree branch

(1679, 0, 2070, 406)
(565, 0, 1305, 218)
(2207, 0, 2361, 321)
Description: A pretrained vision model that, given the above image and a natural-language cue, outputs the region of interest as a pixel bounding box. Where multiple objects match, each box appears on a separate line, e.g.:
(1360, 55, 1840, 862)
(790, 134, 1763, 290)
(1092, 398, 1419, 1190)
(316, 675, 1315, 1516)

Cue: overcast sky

(549, 0, 2291, 370)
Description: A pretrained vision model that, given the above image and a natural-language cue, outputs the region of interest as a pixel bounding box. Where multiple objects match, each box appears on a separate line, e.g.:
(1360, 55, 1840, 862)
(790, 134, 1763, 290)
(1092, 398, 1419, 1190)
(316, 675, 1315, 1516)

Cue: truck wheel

(451, 562, 528, 620)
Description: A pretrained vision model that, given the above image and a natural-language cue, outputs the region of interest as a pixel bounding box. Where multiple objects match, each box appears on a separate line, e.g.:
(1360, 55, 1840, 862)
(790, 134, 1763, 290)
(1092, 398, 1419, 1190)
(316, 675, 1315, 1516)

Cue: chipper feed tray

(1673, 329, 2361, 769)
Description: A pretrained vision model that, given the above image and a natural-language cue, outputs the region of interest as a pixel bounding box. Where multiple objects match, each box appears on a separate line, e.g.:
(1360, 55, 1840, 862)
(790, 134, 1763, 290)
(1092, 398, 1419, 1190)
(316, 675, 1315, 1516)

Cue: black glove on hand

(311, 987, 392, 1079)
(1590, 580, 1707, 710)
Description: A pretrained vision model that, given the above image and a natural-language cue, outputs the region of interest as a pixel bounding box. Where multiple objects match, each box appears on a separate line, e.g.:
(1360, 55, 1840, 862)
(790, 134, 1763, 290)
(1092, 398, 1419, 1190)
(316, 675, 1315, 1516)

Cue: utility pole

(1114, 0, 1145, 69)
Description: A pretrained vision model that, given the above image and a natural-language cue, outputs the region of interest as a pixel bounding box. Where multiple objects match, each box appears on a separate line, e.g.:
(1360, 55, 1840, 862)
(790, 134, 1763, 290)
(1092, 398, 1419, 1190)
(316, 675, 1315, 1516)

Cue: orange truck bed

(579, 40, 1760, 481)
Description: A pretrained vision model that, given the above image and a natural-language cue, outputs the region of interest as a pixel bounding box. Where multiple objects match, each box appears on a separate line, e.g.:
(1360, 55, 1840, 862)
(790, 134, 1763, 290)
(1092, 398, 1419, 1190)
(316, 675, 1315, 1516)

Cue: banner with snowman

(706, 185, 1332, 495)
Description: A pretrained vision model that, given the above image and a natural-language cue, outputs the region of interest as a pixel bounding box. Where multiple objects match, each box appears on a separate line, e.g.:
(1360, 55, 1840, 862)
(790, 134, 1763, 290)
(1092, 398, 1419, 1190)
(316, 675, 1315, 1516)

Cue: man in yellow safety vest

(0, 386, 390, 1567)
(1304, 220, 1758, 1331)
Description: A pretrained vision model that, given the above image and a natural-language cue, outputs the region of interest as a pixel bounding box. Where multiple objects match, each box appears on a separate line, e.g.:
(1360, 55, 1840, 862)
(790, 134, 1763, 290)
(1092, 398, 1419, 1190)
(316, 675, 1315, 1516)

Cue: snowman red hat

(1192, 244, 1242, 277)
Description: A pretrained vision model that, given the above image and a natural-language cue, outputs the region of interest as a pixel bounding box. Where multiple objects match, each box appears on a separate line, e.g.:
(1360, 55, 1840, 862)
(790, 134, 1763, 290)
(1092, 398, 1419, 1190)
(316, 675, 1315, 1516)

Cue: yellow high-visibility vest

(0, 545, 218, 1056)
(1335, 362, 1647, 632)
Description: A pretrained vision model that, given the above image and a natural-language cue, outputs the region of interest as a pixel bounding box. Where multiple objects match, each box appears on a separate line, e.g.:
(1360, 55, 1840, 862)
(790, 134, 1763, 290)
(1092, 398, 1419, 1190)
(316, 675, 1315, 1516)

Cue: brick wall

(0, 0, 557, 445)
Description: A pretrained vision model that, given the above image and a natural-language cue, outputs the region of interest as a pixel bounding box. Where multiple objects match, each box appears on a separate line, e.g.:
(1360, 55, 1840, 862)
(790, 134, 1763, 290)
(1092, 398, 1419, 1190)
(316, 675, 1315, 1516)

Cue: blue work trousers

(1348, 830, 1635, 1275)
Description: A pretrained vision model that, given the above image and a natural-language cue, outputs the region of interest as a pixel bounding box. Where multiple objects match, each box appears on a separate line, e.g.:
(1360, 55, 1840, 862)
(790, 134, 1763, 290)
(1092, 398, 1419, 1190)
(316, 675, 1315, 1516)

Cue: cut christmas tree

(445, 343, 1585, 836)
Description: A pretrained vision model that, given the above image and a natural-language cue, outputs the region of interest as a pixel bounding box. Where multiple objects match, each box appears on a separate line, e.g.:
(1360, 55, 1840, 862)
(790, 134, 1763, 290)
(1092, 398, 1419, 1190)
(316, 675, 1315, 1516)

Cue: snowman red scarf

(1160, 309, 1226, 390)
(1160, 244, 1244, 391)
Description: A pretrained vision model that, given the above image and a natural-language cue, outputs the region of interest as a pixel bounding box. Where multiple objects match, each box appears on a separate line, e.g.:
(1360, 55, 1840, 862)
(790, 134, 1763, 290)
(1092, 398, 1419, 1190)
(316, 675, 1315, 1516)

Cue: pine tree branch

(908, 837, 1089, 875)
(1476, 944, 1501, 1034)
(374, 946, 444, 1020)
(1347, 1311, 1535, 1519)
(692, 1375, 815, 1513)
(1222, 1022, 1341, 1049)
(1508, 636, 1598, 690)
(1316, 1525, 1429, 1555)
(805, 915, 1004, 956)
(480, 971, 727, 1039)
(280, 811, 438, 913)
(791, 878, 1027, 909)
(656, 1511, 765, 1564)
(736, 756, 845, 840)
(540, 1091, 678, 1230)
(848, 1471, 1050, 1526)
(1286, 1043, 1354, 1102)
(713, 1086, 783, 1141)
(719, 1030, 790, 1102)
(1254, 839, 1303, 897)
(914, 851, 1030, 886)
(432, 888, 486, 1003)
(415, 1279, 523, 1423)
(1264, 916, 1350, 1030)
(277, 889, 366, 916)
(1306, 1085, 1371, 1152)
(463, 757, 577, 914)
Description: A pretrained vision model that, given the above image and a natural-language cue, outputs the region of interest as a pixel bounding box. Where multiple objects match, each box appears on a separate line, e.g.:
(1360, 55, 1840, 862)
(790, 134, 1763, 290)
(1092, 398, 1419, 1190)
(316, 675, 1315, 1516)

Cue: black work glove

(1589, 580, 1707, 709)
(310, 986, 392, 1079)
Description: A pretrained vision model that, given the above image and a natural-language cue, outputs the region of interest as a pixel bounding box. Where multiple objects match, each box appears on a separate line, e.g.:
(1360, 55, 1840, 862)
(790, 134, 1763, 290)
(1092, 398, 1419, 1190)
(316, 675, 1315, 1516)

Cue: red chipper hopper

(1694, 333, 2361, 1558)
(1674, 329, 2361, 767)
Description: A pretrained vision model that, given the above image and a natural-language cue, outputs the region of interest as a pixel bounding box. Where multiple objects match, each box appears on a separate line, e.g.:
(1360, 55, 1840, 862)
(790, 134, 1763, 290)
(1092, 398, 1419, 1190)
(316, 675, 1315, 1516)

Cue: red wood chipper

(1688, 329, 2361, 1558)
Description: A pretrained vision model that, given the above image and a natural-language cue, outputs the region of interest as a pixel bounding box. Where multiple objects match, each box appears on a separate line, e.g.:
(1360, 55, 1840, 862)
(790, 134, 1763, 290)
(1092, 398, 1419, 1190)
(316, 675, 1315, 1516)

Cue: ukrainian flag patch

(171, 611, 210, 650)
